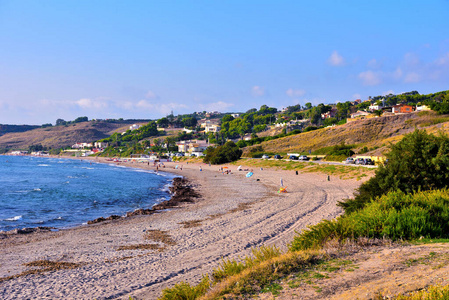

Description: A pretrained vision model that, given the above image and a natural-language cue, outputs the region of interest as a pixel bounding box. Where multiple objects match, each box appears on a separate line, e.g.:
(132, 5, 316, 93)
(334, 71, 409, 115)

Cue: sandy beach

(0, 158, 364, 299)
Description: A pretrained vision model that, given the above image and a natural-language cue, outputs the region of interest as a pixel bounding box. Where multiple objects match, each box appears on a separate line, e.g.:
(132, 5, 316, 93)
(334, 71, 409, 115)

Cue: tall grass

(394, 284, 449, 300)
(158, 276, 210, 300)
(290, 189, 449, 251)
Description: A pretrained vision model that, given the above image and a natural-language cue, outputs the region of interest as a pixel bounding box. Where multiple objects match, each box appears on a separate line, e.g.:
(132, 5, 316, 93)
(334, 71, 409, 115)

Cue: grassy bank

(231, 158, 374, 181)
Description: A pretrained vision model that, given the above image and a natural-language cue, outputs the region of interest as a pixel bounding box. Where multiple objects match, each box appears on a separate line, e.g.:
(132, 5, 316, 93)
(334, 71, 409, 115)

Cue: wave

(38, 164, 50, 167)
(33, 188, 42, 191)
(5, 215, 22, 221)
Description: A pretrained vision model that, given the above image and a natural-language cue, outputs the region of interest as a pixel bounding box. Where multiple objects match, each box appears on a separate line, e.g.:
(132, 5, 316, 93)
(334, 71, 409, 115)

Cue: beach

(0, 158, 363, 299)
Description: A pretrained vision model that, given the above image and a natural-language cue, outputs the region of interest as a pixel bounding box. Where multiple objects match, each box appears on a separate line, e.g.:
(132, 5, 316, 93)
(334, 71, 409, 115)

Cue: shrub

(338, 129, 449, 214)
(290, 189, 449, 251)
(203, 141, 242, 164)
(158, 275, 210, 300)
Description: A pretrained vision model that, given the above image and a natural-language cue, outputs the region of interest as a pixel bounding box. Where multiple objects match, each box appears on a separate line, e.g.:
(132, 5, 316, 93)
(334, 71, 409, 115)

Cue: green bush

(158, 276, 210, 300)
(338, 129, 449, 214)
(203, 141, 242, 164)
(290, 189, 449, 251)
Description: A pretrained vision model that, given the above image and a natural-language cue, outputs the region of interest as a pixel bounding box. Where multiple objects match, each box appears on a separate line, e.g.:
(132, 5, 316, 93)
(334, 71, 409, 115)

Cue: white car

(262, 154, 270, 159)
(344, 157, 355, 164)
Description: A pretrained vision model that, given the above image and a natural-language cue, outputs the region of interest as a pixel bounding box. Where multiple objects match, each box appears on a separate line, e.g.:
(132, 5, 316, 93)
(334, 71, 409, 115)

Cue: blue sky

(1, 0, 448, 125)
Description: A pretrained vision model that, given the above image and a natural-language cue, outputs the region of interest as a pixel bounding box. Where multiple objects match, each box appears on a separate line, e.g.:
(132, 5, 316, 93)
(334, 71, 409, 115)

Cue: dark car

(355, 158, 365, 165)
(289, 155, 298, 160)
(274, 154, 282, 159)
(363, 158, 375, 165)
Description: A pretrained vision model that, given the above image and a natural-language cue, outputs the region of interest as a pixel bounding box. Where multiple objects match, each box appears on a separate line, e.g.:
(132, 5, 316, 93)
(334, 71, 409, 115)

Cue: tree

(56, 118, 66, 126)
(74, 116, 88, 123)
(157, 117, 169, 128)
(305, 102, 312, 110)
(338, 130, 449, 214)
(203, 141, 242, 164)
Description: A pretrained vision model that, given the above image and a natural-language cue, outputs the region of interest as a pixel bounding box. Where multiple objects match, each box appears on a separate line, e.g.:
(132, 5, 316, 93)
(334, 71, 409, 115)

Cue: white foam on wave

(33, 188, 42, 191)
(38, 164, 50, 167)
(81, 167, 94, 170)
(5, 215, 22, 221)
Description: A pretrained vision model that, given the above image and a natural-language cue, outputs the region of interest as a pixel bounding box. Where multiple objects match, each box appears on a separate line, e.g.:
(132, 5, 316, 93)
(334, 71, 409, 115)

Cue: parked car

(262, 154, 270, 159)
(289, 155, 298, 160)
(344, 157, 355, 164)
(363, 158, 375, 165)
(298, 155, 310, 161)
(274, 154, 282, 159)
(354, 158, 365, 165)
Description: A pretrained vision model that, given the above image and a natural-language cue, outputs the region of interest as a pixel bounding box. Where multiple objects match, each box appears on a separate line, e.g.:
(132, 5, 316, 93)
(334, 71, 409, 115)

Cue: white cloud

(436, 52, 449, 66)
(393, 67, 403, 79)
(75, 98, 108, 109)
(251, 86, 265, 97)
(367, 59, 382, 69)
(199, 101, 234, 112)
(145, 90, 159, 99)
(134, 100, 187, 115)
(358, 71, 382, 86)
(286, 88, 306, 97)
(328, 51, 345, 66)
(382, 90, 395, 96)
(404, 72, 421, 83)
(404, 52, 420, 66)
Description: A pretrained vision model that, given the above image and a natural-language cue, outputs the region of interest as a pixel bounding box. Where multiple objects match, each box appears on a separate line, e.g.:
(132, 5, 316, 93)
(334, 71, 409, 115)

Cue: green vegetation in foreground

(339, 129, 449, 214)
(158, 130, 449, 300)
(394, 284, 449, 300)
(232, 158, 373, 180)
(289, 189, 449, 251)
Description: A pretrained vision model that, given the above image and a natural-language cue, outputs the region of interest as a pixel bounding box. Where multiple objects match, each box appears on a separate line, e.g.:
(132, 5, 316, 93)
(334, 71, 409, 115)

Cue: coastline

(0, 156, 364, 299)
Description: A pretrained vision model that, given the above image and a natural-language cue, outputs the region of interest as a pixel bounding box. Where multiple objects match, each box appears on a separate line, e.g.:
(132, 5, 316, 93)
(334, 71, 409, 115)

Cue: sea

(0, 155, 175, 232)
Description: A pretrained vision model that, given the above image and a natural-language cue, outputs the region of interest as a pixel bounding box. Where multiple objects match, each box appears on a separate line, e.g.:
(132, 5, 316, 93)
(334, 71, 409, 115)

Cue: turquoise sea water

(0, 156, 174, 231)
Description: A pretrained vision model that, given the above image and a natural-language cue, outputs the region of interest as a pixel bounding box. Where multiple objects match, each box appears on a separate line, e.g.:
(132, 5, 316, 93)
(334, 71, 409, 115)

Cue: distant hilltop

(0, 124, 40, 137)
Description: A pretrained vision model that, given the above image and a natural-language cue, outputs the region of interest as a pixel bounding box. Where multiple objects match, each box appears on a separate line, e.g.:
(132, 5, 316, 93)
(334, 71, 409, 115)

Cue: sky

(1, 0, 448, 125)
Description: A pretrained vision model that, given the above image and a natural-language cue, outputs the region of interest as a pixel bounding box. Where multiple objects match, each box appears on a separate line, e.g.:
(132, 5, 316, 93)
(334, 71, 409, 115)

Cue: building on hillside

(72, 142, 92, 149)
(321, 108, 337, 119)
(393, 104, 414, 114)
(369, 104, 383, 111)
(129, 124, 141, 131)
(94, 142, 108, 148)
(416, 105, 431, 111)
(350, 111, 372, 119)
(231, 113, 240, 118)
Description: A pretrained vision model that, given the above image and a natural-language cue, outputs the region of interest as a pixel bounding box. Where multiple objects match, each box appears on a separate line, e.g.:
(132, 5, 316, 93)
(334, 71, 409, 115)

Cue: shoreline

(0, 156, 365, 299)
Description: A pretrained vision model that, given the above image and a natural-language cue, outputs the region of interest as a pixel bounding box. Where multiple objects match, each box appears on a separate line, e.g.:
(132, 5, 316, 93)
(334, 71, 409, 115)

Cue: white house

(129, 124, 141, 131)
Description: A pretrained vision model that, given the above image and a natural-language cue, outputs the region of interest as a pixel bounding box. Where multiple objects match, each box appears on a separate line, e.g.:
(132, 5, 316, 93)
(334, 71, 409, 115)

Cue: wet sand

(0, 158, 363, 299)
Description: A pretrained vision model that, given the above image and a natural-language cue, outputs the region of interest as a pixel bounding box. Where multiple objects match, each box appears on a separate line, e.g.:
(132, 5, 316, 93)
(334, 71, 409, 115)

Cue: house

(369, 104, 383, 111)
(183, 127, 195, 134)
(321, 108, 337, 119)
(393, 104, 414, 114)
(416, 105, 431, 111)
(231, 113, 240, 118)
(94, 142, 108, 148)
(72, 142, 92, 149)
(350, 111, 372, 119)
(129, 124, 141, 131)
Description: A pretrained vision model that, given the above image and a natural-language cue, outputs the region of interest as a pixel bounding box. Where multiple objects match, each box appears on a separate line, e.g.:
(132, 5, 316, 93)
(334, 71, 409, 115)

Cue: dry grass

(117, 244, 164, 251)
(0, 260, 83, 283)
(234, 158, 374, 180)
(144, 229, 176, 246)
(243, 112, 449, 158)
(179, 220, 203, 228)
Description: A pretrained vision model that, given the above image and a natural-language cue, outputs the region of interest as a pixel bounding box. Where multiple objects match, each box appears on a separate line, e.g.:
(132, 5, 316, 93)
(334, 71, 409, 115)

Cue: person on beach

(200, 166, 202, 171)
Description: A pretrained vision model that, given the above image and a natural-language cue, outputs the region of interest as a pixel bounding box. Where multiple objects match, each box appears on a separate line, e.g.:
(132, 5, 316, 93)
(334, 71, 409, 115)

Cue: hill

(0, 124, 40, 137)
(0, 120, 150, 152)
(243, 111, 449, 157)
